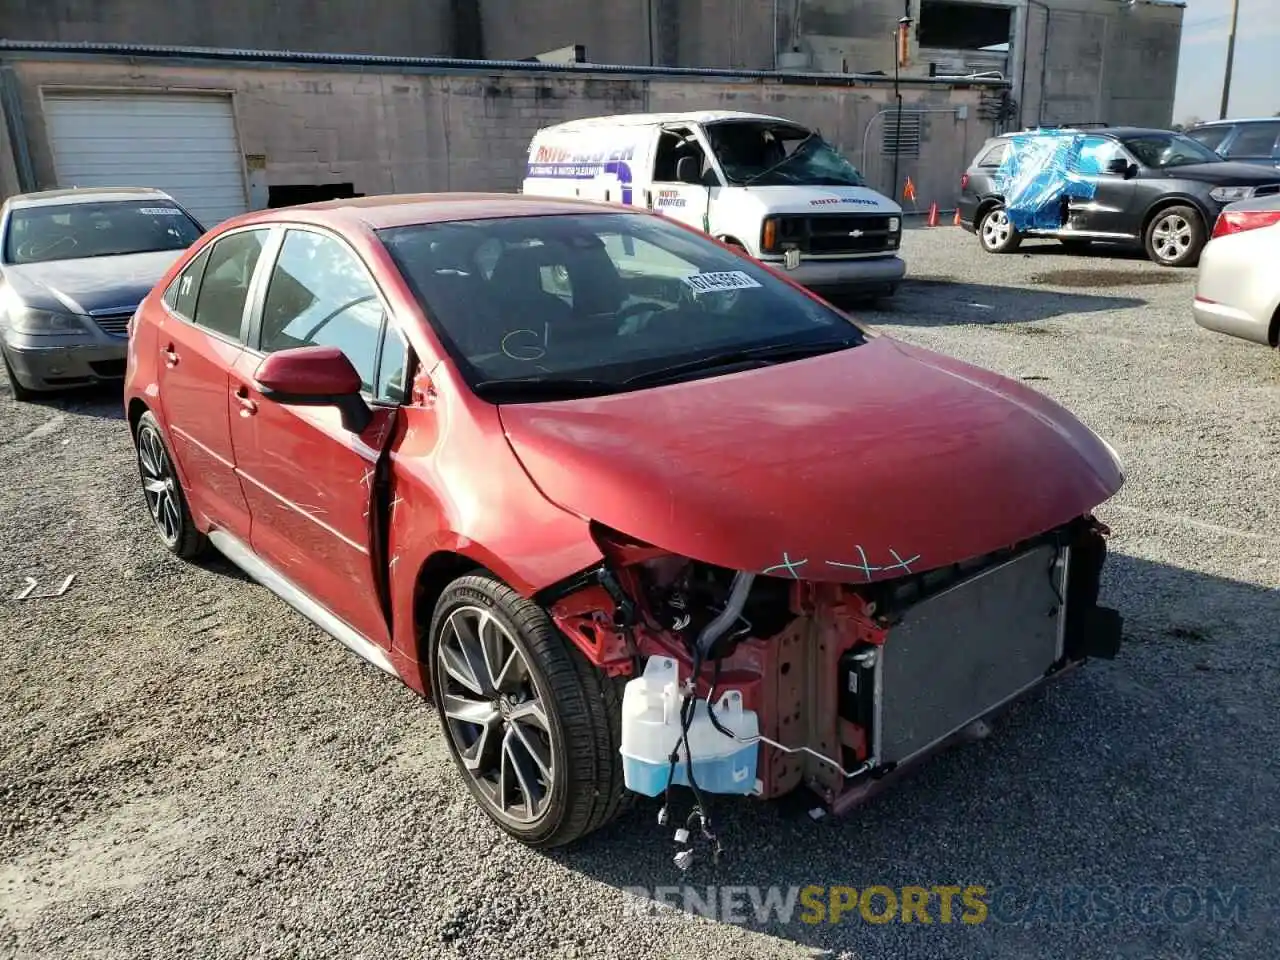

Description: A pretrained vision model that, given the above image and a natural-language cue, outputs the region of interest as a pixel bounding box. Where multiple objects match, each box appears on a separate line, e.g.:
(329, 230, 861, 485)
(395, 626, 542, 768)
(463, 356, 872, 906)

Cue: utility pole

(1218, 0, 1240, 119)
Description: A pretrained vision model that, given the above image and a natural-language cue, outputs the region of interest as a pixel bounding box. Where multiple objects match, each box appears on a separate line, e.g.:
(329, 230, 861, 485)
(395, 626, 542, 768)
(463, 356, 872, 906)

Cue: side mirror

(1106, 157, 1133, 177)
(254, 345, 372, 434)
(676, 155, 702, 185)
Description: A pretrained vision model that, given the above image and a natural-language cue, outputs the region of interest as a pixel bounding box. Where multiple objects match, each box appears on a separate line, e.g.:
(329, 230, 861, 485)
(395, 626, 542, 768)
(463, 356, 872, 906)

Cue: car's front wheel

(978, 205, 1022, 253)
(1144, 205, 1205, 267)
(134, 411, 208, 559)
(428, 574, 629, 847)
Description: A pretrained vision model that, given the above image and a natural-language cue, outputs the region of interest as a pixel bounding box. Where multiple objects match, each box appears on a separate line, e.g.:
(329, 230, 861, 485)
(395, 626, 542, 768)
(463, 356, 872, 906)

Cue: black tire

(1059, 238, 1093, 253)
(1143, 205, 1205, 268)
(977, 204, 1022, 253)
(2, 350, 41, 402)
(428, 574, 630, 848)
(134, 411, 209, 559)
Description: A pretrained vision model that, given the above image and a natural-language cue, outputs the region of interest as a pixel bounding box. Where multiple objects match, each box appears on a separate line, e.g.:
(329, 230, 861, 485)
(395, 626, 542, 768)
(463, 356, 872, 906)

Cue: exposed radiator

(876, 542, 1066, 765)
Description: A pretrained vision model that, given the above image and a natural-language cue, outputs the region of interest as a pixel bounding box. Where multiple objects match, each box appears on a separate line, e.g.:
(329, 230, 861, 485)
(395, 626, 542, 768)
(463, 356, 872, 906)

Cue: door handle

(233, 385, 258, 417)
(163, 343, 179, 367)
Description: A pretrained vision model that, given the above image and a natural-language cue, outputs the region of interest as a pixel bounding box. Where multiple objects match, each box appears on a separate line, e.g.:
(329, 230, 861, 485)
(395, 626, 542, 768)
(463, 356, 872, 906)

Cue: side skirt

(208, 529, 399, 678)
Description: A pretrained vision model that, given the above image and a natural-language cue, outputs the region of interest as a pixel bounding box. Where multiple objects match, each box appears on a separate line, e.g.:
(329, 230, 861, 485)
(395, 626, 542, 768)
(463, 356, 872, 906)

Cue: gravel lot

(1, 226, 1277, 960)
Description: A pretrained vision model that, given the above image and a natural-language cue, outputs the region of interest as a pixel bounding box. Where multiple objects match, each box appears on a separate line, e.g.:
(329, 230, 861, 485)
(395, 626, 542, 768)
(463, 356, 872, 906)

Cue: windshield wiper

(623, 337, 861, 388)
(743, 133, 818, 186)
(471, 376, 623, 401)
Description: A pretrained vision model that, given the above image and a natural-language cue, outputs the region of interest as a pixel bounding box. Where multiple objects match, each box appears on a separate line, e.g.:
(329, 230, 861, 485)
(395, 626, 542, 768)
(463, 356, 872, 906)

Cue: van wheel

(1144, 206, 1204, 267)
(429, 574, 630, 848)
(978, 205, 1022, 253)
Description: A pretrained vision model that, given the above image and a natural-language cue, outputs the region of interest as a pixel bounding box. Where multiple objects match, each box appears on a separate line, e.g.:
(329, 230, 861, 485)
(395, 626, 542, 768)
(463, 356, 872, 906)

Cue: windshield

(1120, 133, 1223, 169)
(703, 121, 866, 187)
(379, 213, 864, 401)
(3, 199, 204, 265)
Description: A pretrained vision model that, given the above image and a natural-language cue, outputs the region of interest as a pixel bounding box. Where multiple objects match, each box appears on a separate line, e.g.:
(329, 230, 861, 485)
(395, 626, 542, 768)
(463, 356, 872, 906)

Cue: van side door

(642, 124, 715, 234)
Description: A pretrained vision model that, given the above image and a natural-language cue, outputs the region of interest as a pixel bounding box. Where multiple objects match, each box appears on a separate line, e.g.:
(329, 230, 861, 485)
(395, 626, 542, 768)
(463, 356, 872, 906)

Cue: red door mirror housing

(253, 345, 372, 433)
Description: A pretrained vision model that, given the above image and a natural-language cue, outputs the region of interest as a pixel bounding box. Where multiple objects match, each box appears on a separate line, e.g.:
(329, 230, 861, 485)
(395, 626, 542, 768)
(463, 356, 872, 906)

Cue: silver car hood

(1, 249, 184, 315)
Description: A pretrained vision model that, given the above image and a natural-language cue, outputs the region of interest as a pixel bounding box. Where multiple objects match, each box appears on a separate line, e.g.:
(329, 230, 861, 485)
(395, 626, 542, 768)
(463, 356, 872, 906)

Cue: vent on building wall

(882, 112, 923, 158)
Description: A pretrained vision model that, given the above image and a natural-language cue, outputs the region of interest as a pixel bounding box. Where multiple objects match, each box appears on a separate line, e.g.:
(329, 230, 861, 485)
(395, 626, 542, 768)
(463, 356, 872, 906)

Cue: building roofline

(0, 39, 1010, 89)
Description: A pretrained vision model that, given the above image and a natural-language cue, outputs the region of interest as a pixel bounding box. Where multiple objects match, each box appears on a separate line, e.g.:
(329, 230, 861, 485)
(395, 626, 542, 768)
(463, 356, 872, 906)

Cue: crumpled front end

(539, 514, 1121, 813)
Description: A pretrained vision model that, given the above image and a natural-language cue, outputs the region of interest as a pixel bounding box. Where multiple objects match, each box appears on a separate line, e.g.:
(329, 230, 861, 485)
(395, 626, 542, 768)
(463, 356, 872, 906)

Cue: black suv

(957, 127, 1280, 267)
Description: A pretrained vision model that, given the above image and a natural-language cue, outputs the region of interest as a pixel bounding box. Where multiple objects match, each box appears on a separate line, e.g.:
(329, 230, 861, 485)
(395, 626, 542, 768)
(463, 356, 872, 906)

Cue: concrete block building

(0, 0, 1183, 223)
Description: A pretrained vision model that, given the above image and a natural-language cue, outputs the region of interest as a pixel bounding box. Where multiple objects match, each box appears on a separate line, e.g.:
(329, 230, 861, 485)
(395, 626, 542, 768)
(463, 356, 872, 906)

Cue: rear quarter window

(975, 142, 1009, 168)
(163, 246, 211, 319)
(1185, 125, 1232, 152)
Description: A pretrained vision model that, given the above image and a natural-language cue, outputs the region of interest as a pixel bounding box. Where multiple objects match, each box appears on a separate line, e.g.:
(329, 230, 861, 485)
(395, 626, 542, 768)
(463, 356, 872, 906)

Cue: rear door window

(1077, 136, 1124, 175)
(191, 229, 270, 341)
(1223, 122, 1280, 160)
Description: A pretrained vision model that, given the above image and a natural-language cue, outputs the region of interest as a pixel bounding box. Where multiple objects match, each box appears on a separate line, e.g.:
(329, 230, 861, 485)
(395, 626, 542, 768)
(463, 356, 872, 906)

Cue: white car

(1193, 195, 1280, 346)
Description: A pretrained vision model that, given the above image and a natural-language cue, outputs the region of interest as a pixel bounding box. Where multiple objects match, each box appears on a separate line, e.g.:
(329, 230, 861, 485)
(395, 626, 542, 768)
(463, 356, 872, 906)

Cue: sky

(1173, 0, 1280, 124)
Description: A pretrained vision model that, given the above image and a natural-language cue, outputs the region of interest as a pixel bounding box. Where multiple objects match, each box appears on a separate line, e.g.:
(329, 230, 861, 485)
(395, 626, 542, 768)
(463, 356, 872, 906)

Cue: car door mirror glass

(254, 345, 372, 433)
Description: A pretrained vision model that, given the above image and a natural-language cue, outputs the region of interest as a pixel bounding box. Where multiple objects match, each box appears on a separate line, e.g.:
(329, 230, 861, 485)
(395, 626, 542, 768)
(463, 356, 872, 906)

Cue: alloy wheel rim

(436, 605, 556, 826)
(983, 210, 1010, 248)
(137, 426, 181, 546)
(1153, 214, 1192, 261)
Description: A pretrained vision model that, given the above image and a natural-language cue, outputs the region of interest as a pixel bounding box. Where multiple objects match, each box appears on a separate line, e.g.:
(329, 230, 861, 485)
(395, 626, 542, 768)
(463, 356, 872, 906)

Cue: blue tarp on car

(993, 132, 1107, 231)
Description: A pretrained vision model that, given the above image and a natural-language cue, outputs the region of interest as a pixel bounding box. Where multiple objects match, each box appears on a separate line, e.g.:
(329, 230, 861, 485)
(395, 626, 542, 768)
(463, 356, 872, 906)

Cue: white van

(521, 111, 905, 298)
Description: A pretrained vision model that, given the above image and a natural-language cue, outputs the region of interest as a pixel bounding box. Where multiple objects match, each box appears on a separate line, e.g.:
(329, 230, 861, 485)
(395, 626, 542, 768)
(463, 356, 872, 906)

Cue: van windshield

(379, 212, 864, 403)
(704, 121, 866, 187)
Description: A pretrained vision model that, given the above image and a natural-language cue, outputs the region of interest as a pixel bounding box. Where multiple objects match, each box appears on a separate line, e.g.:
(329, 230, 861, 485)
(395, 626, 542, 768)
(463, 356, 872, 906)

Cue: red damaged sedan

(124, 194, 1124, 849)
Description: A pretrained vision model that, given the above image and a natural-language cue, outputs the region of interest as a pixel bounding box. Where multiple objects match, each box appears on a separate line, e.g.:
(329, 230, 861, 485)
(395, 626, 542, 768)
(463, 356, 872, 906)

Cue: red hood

(498, 337, 1123, 582)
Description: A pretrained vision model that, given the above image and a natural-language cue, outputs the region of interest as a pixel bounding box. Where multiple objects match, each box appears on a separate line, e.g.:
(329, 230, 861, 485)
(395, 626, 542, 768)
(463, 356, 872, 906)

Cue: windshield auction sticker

(682, 271, 764, 293)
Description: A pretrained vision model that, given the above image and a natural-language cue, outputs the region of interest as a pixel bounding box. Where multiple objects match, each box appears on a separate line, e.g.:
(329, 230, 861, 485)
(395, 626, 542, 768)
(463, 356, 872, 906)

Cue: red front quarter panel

(384, 364, 604, 692)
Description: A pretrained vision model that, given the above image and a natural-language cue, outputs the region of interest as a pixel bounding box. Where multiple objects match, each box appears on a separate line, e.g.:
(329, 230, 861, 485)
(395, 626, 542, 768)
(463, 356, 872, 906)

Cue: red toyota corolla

(125, 194, 1125, 850)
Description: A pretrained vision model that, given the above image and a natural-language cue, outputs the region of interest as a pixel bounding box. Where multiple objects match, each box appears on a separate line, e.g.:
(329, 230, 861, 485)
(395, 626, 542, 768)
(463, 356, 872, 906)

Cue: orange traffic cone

(953, 207, 961, 226)
(927, 202, 939, 227)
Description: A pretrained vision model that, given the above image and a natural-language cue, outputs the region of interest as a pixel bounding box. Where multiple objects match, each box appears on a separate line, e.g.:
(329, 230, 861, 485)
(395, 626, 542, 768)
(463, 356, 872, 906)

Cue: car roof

(1190, 117, 1279, 127)
(218, 192, 639, 233)
(5, 186, 177, 209)
(994, 126, 1178, 141)
(539, 111, 800, 133)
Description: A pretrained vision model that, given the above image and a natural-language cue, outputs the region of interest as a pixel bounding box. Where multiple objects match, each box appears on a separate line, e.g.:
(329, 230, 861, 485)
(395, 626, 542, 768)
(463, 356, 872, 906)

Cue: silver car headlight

(1210, 185, 1256, 202)
(6, 306, 88, 335)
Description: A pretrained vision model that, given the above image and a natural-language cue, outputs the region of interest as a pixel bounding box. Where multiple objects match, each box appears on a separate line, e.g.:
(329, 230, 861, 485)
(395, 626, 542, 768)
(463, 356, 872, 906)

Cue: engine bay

(539, 515, 1122, 864)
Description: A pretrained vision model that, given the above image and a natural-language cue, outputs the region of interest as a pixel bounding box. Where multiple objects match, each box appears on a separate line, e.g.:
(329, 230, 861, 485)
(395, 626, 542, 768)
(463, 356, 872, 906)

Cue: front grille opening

(92, 312, 133, 336)
(777, 213, 896, 256)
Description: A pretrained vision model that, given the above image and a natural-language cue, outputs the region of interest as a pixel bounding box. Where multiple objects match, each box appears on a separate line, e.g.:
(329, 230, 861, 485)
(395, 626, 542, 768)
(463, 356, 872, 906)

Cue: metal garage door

(43, 93, 249, 229)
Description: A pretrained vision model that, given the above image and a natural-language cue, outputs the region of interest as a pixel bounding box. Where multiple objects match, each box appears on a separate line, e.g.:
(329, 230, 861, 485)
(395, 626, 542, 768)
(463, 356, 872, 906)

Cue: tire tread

(431, 574, 631, 847)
